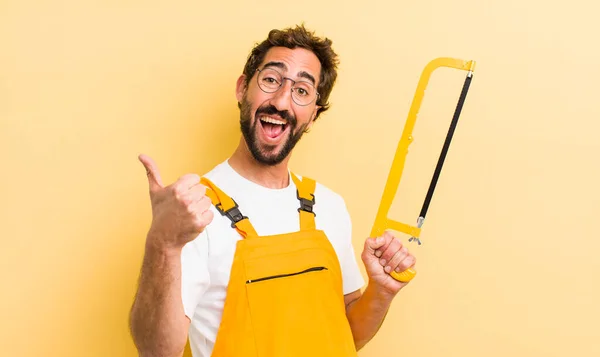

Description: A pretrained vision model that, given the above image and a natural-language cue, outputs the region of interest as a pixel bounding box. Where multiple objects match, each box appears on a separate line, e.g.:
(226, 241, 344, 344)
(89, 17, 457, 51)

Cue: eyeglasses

(256, 67, 319, 106)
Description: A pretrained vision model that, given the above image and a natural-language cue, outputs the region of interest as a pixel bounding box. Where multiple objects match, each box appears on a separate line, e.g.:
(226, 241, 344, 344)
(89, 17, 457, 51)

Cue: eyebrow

(263, 61, 317, 86)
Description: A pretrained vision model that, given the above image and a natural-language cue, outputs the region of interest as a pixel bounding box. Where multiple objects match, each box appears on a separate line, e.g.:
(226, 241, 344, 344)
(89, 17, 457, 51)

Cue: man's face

(236, 47, 321, 166)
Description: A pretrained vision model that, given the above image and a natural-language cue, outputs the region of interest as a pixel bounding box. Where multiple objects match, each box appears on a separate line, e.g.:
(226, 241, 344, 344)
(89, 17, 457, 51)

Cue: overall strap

(290, 173, 316, 231)
(201, 177, 258, 239)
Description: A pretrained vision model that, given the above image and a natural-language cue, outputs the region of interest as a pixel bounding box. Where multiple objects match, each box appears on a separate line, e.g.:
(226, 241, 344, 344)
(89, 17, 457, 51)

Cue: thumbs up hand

(138, 154, 214, 250)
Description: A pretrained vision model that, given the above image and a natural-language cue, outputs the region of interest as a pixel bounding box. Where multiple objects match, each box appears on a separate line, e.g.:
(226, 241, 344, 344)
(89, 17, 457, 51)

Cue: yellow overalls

(201, 173, 358, 357)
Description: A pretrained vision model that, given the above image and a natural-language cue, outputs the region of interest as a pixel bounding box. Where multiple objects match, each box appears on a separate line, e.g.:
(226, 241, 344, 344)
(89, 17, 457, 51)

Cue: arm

(344, 284, 394, 350)
(345, 231, 416, 350)
(129, 154, 214, 357)
(129, 240, 189, 357)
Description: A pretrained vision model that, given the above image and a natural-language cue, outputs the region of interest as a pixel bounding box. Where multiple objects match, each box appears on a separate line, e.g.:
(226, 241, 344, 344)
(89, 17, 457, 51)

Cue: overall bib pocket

(244, 263, 352, 357)
(246, 266, 327, 284)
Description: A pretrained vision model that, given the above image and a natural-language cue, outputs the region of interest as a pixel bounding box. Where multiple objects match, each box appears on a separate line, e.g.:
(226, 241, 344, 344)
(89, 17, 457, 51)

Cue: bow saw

(370, 57, 476, 283)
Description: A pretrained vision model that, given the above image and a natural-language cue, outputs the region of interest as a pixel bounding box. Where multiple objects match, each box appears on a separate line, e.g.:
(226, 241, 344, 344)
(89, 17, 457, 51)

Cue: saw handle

(371, 224, 419, 283)
(390, 268, 417, 282)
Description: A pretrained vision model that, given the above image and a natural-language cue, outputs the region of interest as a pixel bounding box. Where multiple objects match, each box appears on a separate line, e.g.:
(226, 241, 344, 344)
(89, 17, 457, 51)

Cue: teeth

(260, 116, 286, 125)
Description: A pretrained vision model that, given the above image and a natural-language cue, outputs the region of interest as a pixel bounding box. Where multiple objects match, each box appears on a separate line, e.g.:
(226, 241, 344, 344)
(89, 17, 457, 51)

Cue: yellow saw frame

(370, 57, 476, 282)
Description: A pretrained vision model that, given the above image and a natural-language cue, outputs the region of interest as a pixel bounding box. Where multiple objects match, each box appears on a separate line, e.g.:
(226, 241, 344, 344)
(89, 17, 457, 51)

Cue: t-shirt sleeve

(338, 200, 366, 295)
(180, 231, 210, 320)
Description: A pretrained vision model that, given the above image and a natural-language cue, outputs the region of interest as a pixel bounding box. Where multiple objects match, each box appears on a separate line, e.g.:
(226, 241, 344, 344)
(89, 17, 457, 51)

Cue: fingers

(373, 231, 416, 274)
(364, 236, 386, 254)
(378, 234, 402, 267)
(188, 197, 214, 230)
(173, 173, 202, 191)
(139, 154, 164, 192)
(177, 184, 207, 205)
(384, 247, 414, 273)
(188, 196, 212, 214)
(166, 173, 203, 203)
(395, 254, 416, 273)
(374, 231, 395, 258)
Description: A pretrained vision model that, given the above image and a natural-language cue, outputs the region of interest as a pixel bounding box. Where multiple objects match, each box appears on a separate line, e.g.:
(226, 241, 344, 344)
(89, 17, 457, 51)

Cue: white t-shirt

(180, 160, 365, 357)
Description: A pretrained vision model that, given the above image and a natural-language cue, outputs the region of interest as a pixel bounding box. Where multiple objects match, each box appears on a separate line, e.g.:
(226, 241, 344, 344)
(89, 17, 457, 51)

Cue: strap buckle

(297, 190, 316, 216)
(215, 200, 248, 228)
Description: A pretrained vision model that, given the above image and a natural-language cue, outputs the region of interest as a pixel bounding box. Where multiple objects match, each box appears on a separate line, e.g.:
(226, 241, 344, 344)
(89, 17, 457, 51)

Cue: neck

(228, 137, 291, 189)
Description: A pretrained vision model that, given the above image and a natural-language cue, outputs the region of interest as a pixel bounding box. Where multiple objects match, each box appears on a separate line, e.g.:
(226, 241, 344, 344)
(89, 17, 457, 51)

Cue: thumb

(138, 154, 164, 192)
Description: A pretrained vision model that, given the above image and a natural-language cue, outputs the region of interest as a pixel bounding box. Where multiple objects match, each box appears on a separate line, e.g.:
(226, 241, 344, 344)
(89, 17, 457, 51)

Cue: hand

(361, 231, 416, 296)
(139, 154, 214, 250)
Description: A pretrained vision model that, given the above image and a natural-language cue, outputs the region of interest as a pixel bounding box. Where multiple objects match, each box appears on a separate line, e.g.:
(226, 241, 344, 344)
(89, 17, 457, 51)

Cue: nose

(269, 79, 294, 111)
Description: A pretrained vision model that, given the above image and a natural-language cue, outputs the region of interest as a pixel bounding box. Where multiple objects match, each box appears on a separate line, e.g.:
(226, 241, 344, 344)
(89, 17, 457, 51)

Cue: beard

(239, 95, 309, 166)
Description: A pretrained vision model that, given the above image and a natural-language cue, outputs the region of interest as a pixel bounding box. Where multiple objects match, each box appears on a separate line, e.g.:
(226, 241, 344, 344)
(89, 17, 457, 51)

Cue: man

(129, 24, 416, 357)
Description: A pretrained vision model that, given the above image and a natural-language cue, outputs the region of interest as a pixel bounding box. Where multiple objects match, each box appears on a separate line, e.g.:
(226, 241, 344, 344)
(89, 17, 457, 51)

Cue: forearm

(129, 237, 189, 357)
(346, 281, 395, 350)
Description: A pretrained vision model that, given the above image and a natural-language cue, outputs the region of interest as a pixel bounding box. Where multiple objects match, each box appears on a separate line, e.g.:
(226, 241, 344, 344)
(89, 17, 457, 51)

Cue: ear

(312, 105, 321, 121)
(235, 74, 247, 103)
(306, 105, 321, 131)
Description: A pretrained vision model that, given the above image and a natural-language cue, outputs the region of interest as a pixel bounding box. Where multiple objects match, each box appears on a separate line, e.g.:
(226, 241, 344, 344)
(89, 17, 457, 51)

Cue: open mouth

(258, 116, 289, 141)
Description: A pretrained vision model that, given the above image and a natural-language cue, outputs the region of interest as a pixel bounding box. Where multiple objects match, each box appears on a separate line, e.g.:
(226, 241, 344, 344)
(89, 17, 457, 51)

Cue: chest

(204, 197, 303, 285)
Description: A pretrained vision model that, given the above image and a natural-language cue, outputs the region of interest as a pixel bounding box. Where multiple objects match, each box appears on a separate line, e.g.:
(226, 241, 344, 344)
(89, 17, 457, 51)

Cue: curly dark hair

(241, 24, 339, 121)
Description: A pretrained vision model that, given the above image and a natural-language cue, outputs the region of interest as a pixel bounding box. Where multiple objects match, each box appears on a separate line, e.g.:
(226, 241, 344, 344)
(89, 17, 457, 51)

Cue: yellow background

(1, 0, 599, 356)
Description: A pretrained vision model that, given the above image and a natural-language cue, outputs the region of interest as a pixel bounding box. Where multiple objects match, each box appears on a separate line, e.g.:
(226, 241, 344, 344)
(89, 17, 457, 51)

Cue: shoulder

(294, 172, 346, 203)
(314, 181, 348, 211)
(201, 160, 231, 182)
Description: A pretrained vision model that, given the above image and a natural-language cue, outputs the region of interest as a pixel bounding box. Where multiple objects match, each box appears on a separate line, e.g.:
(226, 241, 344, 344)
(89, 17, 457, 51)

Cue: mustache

(255, 105, 296, 126)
